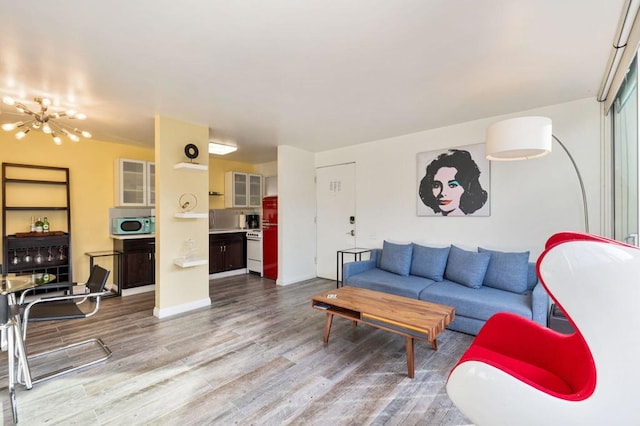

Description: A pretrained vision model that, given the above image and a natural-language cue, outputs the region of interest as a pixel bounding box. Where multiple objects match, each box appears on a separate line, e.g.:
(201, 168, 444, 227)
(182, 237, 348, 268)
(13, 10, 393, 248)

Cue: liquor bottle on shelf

(35, 217, 44, 233)
(30, 216, 36, 232)
(43, 217, 50, 232)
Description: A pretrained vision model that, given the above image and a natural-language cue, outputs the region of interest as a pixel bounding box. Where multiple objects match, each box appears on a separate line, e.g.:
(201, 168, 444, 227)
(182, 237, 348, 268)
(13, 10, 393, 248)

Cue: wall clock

(184, 144, 199, 162)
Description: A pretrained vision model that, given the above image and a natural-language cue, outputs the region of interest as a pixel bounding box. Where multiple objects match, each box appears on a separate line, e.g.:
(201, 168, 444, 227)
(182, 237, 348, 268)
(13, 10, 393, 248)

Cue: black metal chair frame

(17, 265, 113, 385)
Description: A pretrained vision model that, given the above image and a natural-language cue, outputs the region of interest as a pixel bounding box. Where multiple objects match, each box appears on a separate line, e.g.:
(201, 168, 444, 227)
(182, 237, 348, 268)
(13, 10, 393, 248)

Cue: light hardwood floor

(1, 274, 473, 425)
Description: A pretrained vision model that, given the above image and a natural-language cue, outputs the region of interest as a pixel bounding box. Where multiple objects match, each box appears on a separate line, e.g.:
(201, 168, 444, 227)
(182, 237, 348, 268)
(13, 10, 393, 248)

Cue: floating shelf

(173, 162, 208, 171)
(173, 257, 207, 268)
(174, 212, 208, 218)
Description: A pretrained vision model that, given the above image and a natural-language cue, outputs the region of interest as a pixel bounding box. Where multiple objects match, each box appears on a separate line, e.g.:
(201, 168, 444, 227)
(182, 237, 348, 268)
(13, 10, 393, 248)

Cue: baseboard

(122, 284, 155, 297)
(277, 273, 316, 286)
(209, 268, 247, 279)
(153, 297, 212, 319)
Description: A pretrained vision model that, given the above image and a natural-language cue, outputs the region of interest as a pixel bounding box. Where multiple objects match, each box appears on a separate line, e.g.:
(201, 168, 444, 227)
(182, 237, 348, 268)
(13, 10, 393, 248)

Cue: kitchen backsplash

(209, 208, 259, 230)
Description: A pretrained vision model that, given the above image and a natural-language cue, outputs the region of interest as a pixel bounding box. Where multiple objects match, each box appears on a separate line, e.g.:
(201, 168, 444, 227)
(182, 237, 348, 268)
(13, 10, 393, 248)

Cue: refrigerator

(262, 196, 278, 280)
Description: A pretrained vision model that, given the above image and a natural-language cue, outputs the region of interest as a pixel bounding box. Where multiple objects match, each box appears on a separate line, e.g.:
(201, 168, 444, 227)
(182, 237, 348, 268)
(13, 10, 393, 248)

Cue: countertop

(209, 228, 249, 234)
(110, 234, 155, 240)
(110, 230, 255, 238)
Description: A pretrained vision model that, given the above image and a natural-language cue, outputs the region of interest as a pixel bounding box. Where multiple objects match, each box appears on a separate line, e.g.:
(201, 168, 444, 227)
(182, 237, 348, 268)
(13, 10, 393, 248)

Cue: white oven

(246, 230, 262, 275)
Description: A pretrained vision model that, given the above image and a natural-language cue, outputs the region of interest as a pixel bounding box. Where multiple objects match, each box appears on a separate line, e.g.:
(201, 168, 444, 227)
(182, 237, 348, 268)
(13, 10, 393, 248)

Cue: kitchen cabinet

(224, 172, 262, 208)
(114, 158, 155, 207)
(209, 232, 246, 274)
(113, 237, 155, 288)
(2, 163, 73, 284)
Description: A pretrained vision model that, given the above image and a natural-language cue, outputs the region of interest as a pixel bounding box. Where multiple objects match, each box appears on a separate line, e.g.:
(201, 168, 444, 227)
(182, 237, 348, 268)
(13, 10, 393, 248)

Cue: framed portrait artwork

(416, 143, 490, 217)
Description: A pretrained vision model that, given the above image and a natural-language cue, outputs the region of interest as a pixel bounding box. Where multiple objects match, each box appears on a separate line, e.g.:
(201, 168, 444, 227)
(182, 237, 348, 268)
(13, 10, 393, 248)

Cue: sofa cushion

(345, 268, 436, 299)
(444, 245, 490, 289)
(479, 247, 530, 294)
(379, 241, 413, 276)
(419, 280, 533, 321)
(410, 244, 450, 281)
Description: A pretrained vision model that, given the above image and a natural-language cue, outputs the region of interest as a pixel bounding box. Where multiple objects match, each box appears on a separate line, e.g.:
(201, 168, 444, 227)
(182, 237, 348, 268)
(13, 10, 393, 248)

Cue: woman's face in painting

(432, 167, 464, 215)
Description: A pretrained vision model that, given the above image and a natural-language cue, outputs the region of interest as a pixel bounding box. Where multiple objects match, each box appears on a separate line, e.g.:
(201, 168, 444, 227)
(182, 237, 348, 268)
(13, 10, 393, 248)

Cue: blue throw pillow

(379, 241, 413, 276)
(479, 247, 530, 294)
(410, 244, 450, 281)
(444, 245, 490, 289)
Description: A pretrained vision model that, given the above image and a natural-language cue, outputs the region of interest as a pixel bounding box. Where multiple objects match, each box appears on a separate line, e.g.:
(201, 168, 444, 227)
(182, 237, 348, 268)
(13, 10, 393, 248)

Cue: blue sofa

(343, 241, 549, 336)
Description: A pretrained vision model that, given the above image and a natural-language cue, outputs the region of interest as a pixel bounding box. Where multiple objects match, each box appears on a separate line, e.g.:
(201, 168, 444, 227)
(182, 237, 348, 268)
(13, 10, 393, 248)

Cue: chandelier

(1, 96, 92, 145)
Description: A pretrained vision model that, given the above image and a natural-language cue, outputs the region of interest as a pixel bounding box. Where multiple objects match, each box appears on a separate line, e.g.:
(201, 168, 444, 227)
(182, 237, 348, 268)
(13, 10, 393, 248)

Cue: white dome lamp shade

(485, 115, 588, 233)
(486, 116, 552, 161)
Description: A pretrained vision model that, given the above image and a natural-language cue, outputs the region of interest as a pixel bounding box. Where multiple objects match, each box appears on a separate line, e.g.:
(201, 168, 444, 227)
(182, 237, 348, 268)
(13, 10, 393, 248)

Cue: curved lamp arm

(553, 135, 589, 233)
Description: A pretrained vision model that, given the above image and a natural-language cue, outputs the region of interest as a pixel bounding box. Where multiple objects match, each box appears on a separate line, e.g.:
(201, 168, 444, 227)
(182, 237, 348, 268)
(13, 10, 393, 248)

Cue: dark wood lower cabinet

(209, 232, 246, 274)
(113, 237, 155, 289)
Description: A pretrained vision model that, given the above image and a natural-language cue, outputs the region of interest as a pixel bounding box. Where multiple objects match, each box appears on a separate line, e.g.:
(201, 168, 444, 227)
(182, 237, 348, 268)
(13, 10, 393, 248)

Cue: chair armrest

(343, 259, 376, 282)
(19, 282, 74, 303)
(531, 280, 550, 326)
(23, 290, 108, 312)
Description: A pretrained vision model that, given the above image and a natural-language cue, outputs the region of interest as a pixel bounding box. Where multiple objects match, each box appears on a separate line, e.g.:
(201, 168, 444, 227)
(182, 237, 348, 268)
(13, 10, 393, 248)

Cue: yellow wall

(208, 158, 258, 209)
(0, 131, 153, 279)
(154, 115, 210, 316)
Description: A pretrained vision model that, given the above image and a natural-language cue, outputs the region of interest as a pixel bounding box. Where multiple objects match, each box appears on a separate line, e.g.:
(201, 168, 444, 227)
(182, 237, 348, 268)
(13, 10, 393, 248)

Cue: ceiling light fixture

(208, 141, 237, 155)
(1, 96, 92, 144)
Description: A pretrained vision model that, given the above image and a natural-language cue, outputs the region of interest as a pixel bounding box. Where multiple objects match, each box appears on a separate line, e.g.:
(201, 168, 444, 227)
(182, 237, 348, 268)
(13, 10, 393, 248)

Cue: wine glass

(58, 246, 66, 262)
(47, 247, 54, 262)
(34, 248, 44, 264)
(23, 248, 32, 263)
(11, 249, 20, 265)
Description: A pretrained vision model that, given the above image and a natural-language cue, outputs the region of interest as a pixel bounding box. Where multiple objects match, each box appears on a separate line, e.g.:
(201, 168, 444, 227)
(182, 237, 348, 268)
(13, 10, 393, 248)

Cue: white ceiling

(0, 1, 626, 163)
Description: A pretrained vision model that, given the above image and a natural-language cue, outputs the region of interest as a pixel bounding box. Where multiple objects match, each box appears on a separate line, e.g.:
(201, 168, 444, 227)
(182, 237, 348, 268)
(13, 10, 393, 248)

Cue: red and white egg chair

(446, 232, 640, 425)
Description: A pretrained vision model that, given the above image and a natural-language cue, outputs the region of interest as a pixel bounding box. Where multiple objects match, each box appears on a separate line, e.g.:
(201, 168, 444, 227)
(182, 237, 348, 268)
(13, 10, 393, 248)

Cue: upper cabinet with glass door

(225, 172, 262, 208)
(115, 158, 155, 207)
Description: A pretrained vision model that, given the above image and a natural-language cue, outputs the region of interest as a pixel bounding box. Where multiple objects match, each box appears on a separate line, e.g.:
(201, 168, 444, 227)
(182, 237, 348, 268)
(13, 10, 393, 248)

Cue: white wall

(277, 145, 317, 285)
(315, 98, 601, 260)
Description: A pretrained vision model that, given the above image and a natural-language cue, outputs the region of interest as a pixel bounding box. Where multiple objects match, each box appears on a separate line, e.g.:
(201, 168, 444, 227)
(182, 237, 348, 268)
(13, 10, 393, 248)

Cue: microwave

(112, 217, 151, 235)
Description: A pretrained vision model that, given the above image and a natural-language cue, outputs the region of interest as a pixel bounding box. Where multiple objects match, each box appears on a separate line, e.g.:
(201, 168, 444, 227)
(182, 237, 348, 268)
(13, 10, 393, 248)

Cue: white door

(316, 163, 356, 280)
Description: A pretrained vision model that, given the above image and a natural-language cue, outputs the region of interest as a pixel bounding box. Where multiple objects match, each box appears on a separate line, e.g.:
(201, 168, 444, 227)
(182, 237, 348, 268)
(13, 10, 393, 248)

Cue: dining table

(1, 272, 57, 423)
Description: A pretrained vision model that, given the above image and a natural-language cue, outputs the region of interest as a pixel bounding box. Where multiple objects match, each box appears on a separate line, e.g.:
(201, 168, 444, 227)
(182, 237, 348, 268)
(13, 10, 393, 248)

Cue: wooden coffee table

(311, 286, 454, 378)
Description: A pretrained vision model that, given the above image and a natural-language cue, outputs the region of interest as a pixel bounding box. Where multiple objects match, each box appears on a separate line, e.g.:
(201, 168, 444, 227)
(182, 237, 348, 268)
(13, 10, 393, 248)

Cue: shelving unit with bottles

(2, 163, 72, 283)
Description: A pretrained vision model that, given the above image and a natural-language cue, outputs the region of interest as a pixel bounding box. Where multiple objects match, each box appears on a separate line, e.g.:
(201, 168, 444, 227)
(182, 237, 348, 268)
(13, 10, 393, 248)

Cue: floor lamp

(485, 116, 589, 233)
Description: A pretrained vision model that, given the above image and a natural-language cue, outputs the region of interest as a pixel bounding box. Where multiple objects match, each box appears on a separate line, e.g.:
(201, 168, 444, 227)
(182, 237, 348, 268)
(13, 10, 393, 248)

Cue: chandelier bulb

(2, 121, 24, 131)
(2, 96, 15, 106)
(52, 133, 62, 145)
(15, 128, 30, 140)
(42, 123, 52, 134)
(68, 133, 80, 142)
(81, 130, 92, 138)
(74, 112, 86, 120)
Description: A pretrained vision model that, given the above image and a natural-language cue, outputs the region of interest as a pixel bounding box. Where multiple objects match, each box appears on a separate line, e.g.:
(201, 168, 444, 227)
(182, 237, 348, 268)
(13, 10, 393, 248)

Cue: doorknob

(346, 230, 355, 236)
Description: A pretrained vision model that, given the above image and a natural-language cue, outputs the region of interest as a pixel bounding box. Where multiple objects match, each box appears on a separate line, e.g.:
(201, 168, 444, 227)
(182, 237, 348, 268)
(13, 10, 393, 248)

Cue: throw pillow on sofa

(379, 241, 413, 276)
(445, 245, 490, 289)
(478, 247, 530, 294)
(410, 244, 450, 281)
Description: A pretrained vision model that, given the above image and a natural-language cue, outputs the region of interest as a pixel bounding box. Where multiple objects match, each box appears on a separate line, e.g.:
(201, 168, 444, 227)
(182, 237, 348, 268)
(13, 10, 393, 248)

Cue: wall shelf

(174, 212, 208, 219)
(174, 162, 208, 171)
(173, 257, 207, 268)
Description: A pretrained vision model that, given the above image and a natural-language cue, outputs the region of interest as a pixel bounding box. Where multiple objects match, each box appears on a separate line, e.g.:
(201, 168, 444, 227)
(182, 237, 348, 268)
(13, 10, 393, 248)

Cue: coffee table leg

(431, 338, 438, 351)
(323, 313, 334, 344)
(405, 336, 415, 378)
